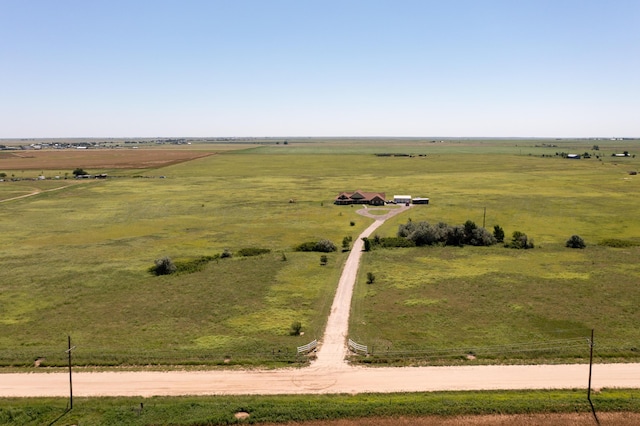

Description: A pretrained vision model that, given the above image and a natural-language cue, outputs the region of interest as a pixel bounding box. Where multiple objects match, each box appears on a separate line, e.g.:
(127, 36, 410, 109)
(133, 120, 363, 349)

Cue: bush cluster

(363, 235, 416, 250)
(565, 235, 586, 249)
(505, 231, 534, 249)
(397, 220, 497, 247)
(295, 239, 337, 253)
(150, 256, 177, 276)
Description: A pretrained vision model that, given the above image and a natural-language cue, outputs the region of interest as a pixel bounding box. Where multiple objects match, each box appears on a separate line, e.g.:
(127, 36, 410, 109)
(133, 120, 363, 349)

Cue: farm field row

(0, 139, 638, 367)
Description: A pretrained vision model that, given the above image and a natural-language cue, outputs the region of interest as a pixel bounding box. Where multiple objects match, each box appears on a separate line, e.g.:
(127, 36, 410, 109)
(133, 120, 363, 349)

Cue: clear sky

(1, 0, 638, 138)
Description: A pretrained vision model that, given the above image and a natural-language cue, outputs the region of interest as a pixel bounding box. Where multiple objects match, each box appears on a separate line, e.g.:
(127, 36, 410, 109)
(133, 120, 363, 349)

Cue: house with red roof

(334, 190, 386, 206)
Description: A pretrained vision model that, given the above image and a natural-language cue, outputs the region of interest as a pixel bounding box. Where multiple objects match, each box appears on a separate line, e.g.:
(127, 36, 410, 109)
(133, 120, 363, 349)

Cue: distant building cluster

(334, 191, 429, 206)
(0, 139, 194, 151)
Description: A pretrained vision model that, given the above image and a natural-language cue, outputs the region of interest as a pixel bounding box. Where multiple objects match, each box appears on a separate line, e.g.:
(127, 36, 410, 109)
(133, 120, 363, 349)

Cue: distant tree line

(397, 219, 497, 247)
(360, 220, 539, 251)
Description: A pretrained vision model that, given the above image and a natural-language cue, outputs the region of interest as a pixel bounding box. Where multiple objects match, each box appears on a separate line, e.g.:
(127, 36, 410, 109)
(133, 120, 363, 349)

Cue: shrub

(566, 235, 586, 249)
(294, 239, 337, 253)
(236, 247, 271, 257)
(463, 220, 477, 244)
(174, 256, 216, 274)
(506, 231, 534, 249)
(150, 256, 177, 276)
(220, 249, 233, 258)
(469, 227, 497, 246)
(362, 237, 371, 252)
(446, 225, 466, 247)
(377, 237, 416, 248)
(366, 272, 375, 284)
(320, 255, 328, 265)
(342, 236, 353, 251)
(289, 321, 302, 336)
(295, 241, 317, 252)
(408, 222, 442, 246)
(315, 239, 337, 253)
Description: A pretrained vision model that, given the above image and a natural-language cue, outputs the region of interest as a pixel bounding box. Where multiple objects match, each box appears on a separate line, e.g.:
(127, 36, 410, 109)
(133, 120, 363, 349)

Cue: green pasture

(347, 142, 640, 363)
(351, 245, 640, 363)
(1, 389, 639, 425)
(0, 139, 639, 366)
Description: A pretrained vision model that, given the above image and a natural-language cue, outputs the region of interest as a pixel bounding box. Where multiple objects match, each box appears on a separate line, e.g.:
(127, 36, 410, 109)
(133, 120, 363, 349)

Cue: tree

(151, 256, 176, 275)
(366, 272, 376, 284)
(566, 235, 586, 249)
(462, 220, 478, 244)
(446, 225, 466, 247)
(469, 227, 497, 246)
(289, 321, 302, 336)
(0, 172, 6, 179)
(72, 168, 87, 176)
(315, 239, 337, 253)
(506, 231, 534, 249)
(493, 225, 505, 243)
(320, 254, 328, 265)
(342, 236, 353, 251)
(362, 237, 371, 251)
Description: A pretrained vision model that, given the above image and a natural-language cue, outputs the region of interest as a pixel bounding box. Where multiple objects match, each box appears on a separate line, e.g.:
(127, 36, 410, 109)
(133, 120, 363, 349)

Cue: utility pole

(65, 336, 76, 410)
(587, 329, 599, 425)
(482, 207, 486, 228)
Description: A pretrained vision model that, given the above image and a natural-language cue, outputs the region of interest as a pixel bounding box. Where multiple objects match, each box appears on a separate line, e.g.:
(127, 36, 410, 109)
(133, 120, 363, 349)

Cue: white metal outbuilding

(393, 195, 411, 204)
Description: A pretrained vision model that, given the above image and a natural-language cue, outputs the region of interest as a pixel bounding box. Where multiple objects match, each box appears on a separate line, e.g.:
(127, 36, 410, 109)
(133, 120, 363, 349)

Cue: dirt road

(1, 363, 639, 397)
(313, 204, 412, 369)
(2, 203, 639, 397)
(0, 183, 77, 203)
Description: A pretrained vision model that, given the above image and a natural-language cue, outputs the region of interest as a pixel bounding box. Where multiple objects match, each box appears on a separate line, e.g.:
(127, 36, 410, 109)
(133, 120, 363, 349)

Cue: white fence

(348, 339, 368, 355)
(297, 340, 317, 354)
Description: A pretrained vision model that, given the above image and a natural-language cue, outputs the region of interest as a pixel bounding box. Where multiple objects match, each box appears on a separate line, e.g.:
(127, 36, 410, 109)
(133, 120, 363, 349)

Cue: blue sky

(1, 1, 638, 138)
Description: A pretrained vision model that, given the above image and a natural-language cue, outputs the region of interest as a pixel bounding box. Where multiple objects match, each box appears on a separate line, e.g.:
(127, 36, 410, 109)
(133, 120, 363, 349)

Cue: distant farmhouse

(335, 191, 429, 206)
(335, 190, 385, 206)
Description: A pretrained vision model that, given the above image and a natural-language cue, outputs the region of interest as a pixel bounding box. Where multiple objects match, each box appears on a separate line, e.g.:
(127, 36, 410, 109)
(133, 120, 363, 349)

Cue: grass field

(1, 389, 639, 425)
(346, 140, 640, 363)
(0, 138, 638, 366)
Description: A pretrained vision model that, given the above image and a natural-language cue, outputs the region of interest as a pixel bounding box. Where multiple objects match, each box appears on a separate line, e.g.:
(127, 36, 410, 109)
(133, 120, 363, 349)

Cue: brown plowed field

(262, 412, 639, 425)
(0, 149, 213, 170)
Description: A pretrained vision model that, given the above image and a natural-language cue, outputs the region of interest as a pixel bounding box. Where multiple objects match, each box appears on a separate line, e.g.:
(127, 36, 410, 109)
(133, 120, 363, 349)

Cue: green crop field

(0, 138, 638, 367)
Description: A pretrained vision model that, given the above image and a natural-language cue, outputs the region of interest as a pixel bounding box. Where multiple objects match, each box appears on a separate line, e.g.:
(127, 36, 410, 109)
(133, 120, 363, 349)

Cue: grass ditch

(1, 389, 639, 425)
